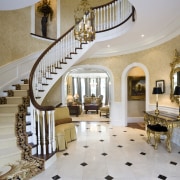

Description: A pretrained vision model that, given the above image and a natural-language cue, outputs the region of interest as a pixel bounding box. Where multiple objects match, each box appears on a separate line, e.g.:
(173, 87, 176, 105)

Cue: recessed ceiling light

(107, 44, 110, 48)
(141, 34, 145, 38)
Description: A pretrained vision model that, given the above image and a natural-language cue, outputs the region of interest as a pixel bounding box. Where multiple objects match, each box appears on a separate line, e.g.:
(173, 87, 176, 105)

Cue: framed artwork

(156, 80, 165, 93)
(128, 76, 146, 100)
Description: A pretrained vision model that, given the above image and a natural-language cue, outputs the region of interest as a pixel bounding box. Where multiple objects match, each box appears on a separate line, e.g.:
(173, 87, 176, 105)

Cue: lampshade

(66, 95, 74, 102)
(152, 87, 162, 94)
(74, 93, 79, 99)
(174, 86, 180, 95)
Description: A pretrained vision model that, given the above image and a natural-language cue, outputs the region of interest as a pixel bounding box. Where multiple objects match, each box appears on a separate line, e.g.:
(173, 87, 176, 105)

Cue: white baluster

(97, 8, 100, 31)
(42, 111, 46, 155)
(103, 6, 105, 30)
(52, 110, 56, 152)
(112, 2, 115, 27)
(37, 109, 41, 155)
(100, 7, 103, 31)
(32, 104, 37, 145)
(48, 111, 52, 153)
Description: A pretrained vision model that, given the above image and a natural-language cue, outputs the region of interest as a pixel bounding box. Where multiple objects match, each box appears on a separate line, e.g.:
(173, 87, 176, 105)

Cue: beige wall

(0, 7, 52, 66)
(43, 35, 180, 111)
(77, 35, 180, 108)
(0, 1, 180, 111)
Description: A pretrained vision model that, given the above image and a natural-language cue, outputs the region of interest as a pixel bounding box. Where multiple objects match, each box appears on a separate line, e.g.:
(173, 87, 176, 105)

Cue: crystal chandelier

(74, 0, 95, 43)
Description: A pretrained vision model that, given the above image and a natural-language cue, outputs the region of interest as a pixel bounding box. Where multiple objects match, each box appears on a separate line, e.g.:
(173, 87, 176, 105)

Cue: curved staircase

(0, 0, 135, 179)
(0, 80, 44, 179)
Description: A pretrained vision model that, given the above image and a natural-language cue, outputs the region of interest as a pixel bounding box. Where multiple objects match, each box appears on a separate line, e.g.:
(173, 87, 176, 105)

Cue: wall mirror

(170, 49, 180, 103)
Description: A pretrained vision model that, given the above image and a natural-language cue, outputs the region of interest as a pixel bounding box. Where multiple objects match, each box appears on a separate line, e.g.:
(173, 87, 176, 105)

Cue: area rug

(71, 111, 109, 122)
(127, 122, 145, 130)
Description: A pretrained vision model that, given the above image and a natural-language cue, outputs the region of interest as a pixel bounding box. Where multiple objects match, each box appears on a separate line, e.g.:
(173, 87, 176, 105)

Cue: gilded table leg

(146, 129, 151, 144)
(154, 133, 160, 150)
(166, 132, 172, 153)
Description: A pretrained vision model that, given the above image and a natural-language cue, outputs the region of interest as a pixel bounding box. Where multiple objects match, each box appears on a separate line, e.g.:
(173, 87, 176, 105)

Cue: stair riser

(0, 107, 19, 113)
(0, 152, 21, 167)
(14, 91, 28, 97)
(0, 127, 15, 135)
(20, 84, 29, 90)
(7, 98, 23, 104)
(0, 116, 16, 123)
(0, 138, 17, 150)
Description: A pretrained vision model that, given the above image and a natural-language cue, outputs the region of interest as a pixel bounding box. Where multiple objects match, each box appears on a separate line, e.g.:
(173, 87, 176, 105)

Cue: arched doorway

(61, 65, 114, 117)
(121, 62, 150, 126)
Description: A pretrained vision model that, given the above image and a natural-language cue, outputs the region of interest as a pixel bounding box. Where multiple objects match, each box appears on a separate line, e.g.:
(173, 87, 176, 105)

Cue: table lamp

(174, 86, 180, 120)
(66, 95, 74, 106)
(152, 87, 162, 115)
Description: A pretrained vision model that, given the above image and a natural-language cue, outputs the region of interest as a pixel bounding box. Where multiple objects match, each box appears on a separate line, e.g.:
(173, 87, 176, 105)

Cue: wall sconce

(152, 87, 162, 115)
(174, 86, 180, 120)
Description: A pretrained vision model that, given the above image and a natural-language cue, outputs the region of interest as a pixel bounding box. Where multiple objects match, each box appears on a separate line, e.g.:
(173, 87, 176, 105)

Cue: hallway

(32, 121, 180, 180)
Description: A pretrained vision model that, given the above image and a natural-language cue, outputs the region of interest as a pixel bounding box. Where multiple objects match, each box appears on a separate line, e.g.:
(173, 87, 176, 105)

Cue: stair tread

(6, 96, 22, 99)
(0, 104, 19, 107)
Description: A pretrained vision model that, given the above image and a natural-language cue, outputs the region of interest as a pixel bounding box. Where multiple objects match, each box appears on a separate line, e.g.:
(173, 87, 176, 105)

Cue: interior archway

(61, 65, 114, 117)
(121, 62, 150, 126)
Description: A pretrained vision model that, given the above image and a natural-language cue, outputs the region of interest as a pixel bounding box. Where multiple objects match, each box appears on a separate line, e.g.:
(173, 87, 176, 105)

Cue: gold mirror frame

(170, 49, 180, 103)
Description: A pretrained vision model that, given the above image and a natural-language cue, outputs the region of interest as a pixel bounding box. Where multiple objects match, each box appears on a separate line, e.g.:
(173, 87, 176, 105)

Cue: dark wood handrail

(29, 0, 135, 112)
(29, 26, 75, 111)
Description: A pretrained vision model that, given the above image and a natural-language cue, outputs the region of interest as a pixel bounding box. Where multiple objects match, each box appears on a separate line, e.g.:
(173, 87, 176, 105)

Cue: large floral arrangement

(37, 0, 53, 20)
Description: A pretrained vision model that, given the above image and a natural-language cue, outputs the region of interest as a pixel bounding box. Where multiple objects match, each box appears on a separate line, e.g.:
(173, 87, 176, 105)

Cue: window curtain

(77, 77, 82, 103)
(72, 77, 75, 96)
(85, 78, 91, 96)
(96, 78, 101, 96)
(105, 77, 110, 105)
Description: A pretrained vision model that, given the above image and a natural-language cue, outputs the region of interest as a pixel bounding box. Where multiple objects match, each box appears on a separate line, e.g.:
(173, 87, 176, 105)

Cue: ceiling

(0, 0, 180, 58)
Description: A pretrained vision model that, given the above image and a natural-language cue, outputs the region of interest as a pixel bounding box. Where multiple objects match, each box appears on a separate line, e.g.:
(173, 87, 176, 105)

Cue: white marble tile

(31, 121, 180, 180)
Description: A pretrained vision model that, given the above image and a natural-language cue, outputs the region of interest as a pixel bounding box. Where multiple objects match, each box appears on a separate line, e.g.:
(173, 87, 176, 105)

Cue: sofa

(54, 106, 77, 151)
(83, 96, 103, 113)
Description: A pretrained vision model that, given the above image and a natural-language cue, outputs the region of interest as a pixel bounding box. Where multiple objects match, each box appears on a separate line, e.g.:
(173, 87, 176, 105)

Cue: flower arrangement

(37, 0, 53, 20)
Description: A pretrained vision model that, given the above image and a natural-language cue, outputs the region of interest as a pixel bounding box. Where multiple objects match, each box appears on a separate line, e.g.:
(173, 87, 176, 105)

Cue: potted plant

(37, 0, 53, 37)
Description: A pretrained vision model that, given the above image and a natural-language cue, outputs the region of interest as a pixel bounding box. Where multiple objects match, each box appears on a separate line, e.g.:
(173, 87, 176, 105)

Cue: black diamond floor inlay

(123, 131, 127, 132)
(130, 139, 135, 141)
(80, 162, 88, 166)
(52, 175, 60, 180)
(102, 152, 108, 156)
(158, 174, 167, 180)
(83, 145, 89, 148)
(112, 134, 117, 137)
(100, 139, 104, 142)
(117, 145, 123, 148)
(140, 134, 144, 136)
(63, 152, 69, 156)
(140, 152, 146, 155)
(170, 161, 177, 165)
(105, 175, 114, 180)
(125, 162, 133, 166)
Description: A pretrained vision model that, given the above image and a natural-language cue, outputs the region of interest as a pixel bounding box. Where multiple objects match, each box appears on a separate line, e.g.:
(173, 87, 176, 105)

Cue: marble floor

(31, 121, 180, 180)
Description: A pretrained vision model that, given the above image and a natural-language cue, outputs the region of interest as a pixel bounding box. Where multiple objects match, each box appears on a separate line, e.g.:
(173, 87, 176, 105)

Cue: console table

(144, 111, 180, 152)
